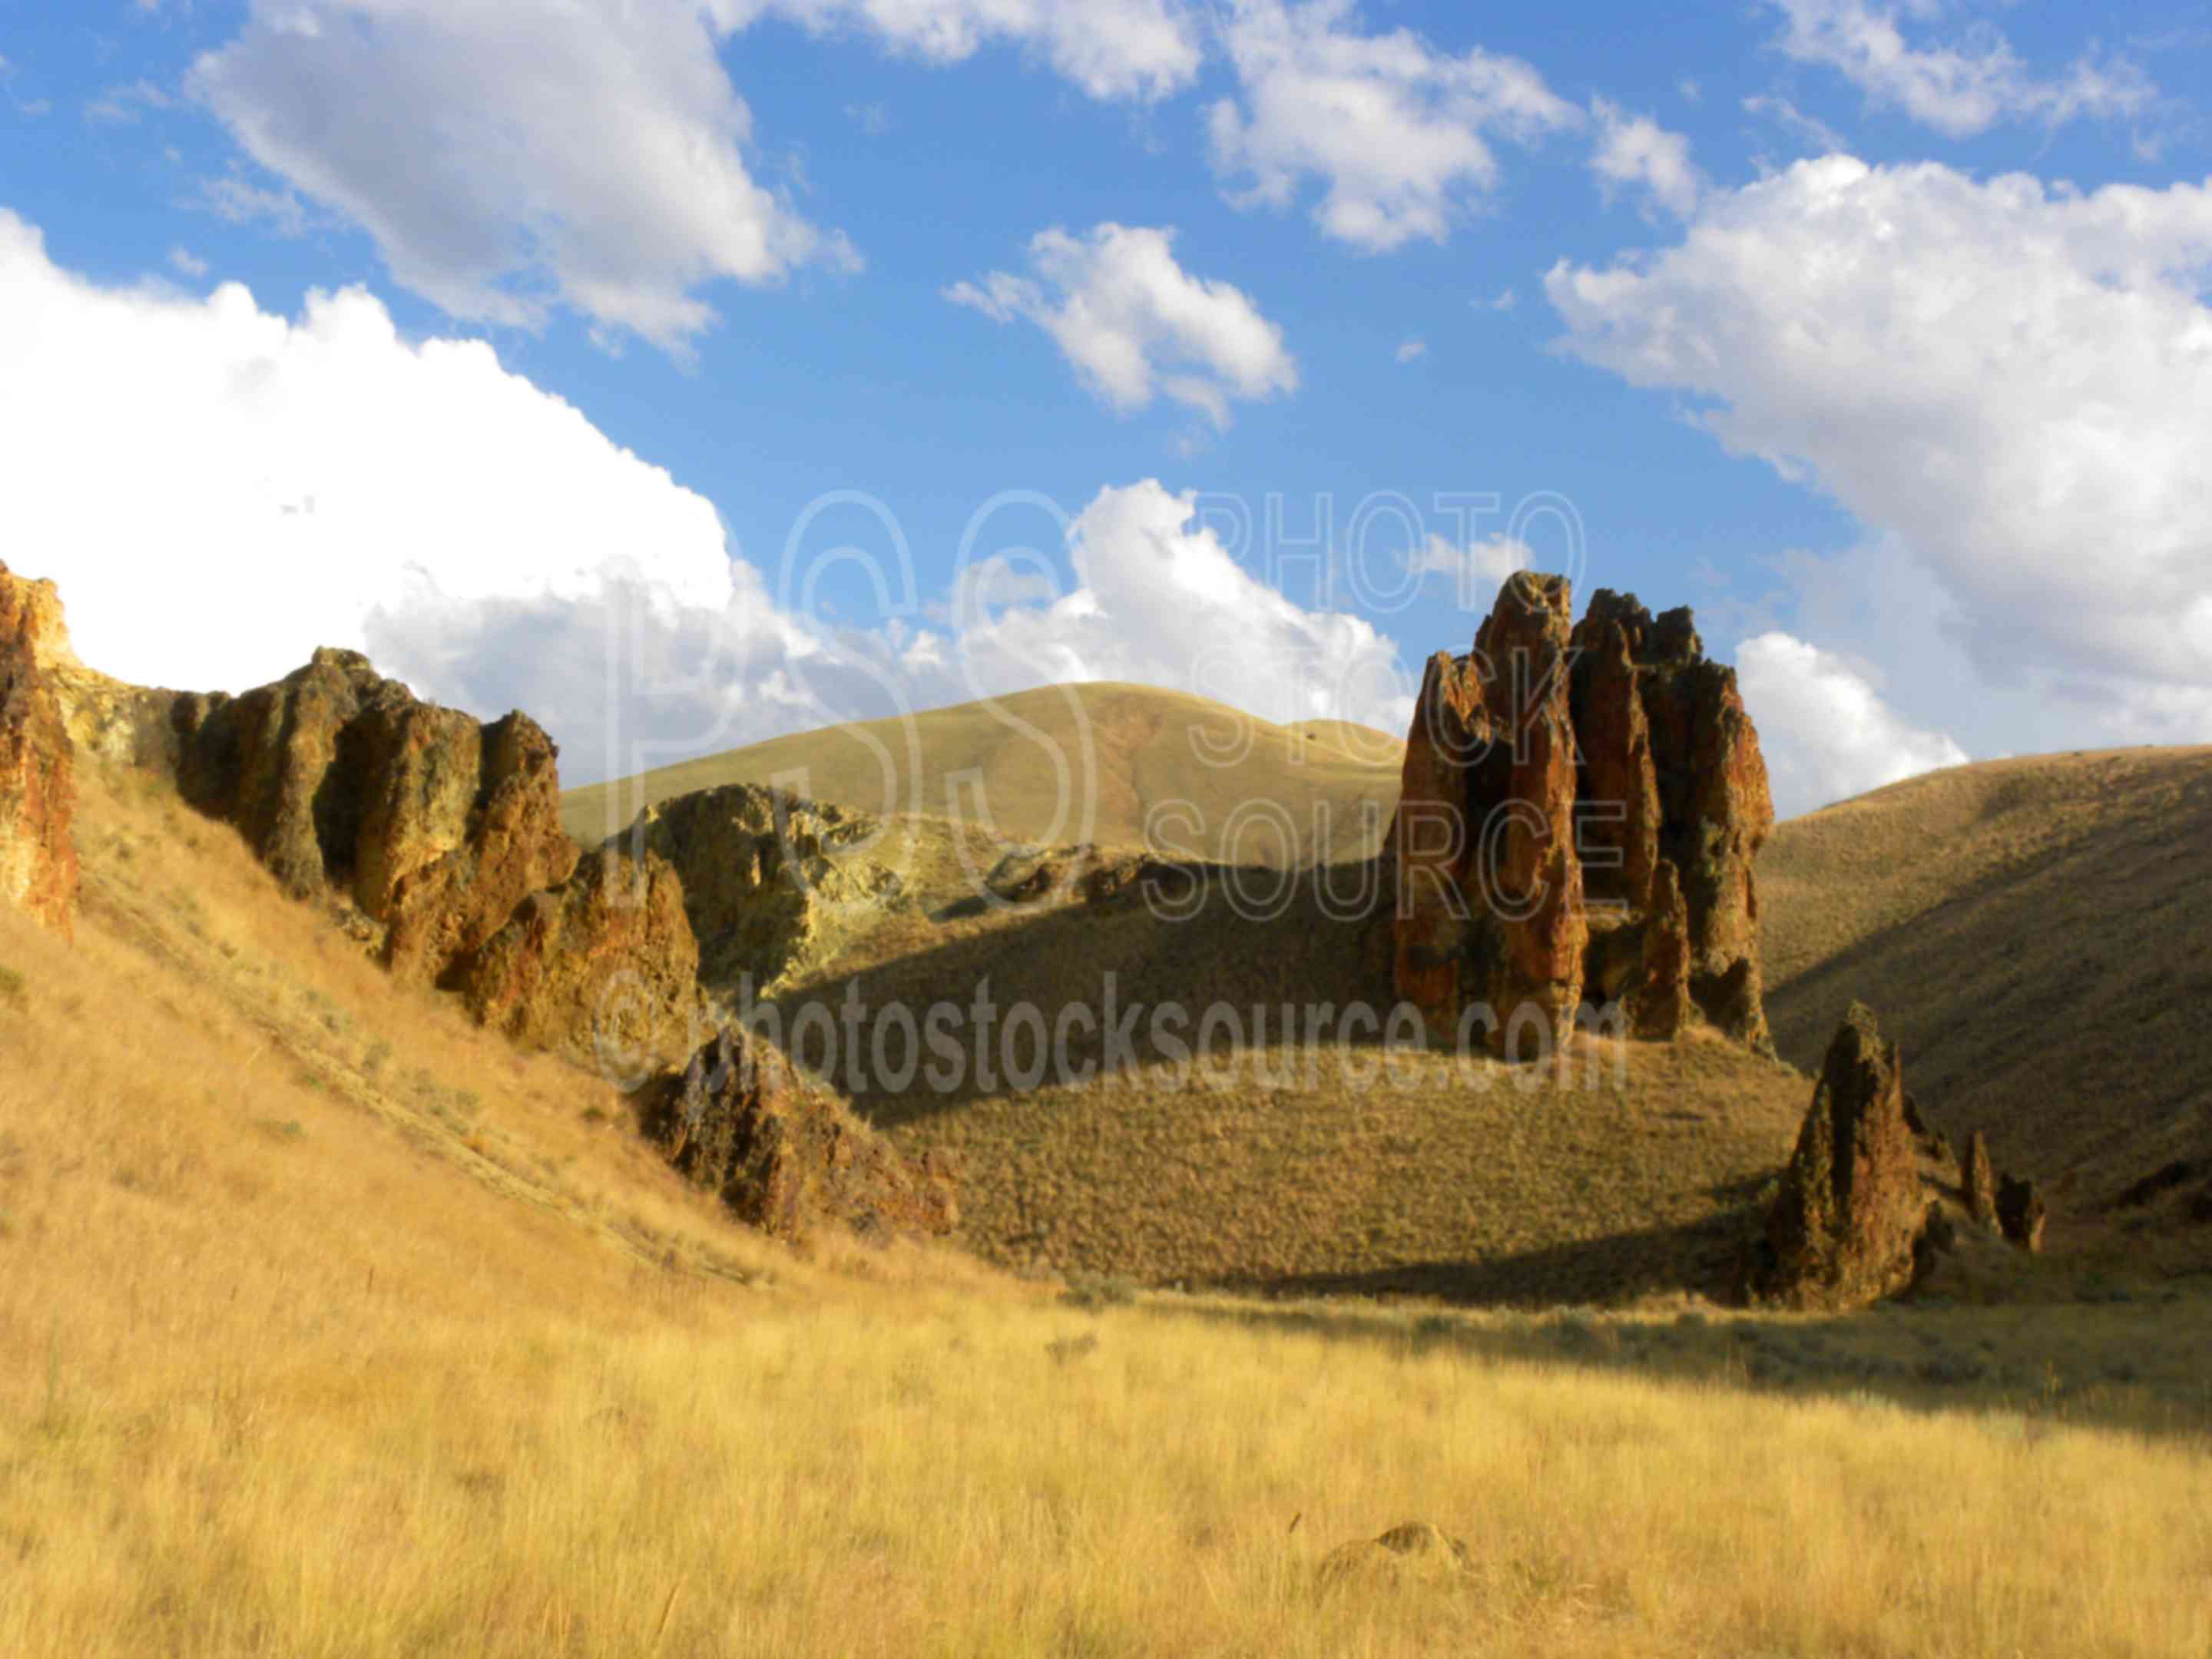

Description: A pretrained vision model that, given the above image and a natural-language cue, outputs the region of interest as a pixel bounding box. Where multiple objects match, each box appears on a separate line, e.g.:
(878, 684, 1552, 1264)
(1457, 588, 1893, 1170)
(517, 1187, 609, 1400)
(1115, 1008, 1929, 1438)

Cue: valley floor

(2, 763, 2209, 1656)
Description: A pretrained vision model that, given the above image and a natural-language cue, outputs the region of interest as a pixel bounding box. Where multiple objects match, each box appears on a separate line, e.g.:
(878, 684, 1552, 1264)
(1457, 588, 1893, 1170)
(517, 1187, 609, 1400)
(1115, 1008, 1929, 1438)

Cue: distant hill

(1760, 746, 2212, 1225)
(561, 682, 1406, 866)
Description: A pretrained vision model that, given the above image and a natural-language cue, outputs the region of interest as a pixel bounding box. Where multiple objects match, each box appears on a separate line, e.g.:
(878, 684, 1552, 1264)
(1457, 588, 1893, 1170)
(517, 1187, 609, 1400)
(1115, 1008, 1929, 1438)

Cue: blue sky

(2, 0, 2209, 817)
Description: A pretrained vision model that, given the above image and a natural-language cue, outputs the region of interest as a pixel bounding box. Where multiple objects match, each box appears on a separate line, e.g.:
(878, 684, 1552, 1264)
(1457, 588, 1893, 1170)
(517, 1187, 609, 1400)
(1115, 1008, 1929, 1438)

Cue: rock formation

(614, 783, 902, 993)
(1747, 1002, 1939, 1310)
(12, 575, 701, 1070)
(1996, 1174, 2046, 1253)
(1962, 1130, 1998, 1227)
(463, 846, 701, 1076)
(1387, 577, 1776, 1053)
(0, 562, 78, 937)
(1390, 571, 1587, 1050)
(638, 1023, 959, 1245)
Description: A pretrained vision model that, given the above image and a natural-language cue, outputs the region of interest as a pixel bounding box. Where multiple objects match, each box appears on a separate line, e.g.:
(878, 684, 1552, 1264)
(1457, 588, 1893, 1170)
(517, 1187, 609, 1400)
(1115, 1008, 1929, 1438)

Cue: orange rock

(638, 1022, 959, 1245)
(460, 846, 701, 1078)
(0, 561, 79, 939)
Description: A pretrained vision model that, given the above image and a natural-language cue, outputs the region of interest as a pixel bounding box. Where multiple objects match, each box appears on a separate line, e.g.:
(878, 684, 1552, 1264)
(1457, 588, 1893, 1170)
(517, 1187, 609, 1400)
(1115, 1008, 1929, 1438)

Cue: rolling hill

(560, 681, 1406, 865)
(1759, 744, 2212, 1233)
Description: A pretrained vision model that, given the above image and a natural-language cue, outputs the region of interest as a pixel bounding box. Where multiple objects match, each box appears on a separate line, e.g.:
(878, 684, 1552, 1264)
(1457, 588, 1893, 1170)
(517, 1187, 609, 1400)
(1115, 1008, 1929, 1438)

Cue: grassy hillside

(764, 857, 1816, 1305)
(560, 681, 1406, 864)
(6, 748, 2212, 1654)
(1760, 746, 2212, 1231)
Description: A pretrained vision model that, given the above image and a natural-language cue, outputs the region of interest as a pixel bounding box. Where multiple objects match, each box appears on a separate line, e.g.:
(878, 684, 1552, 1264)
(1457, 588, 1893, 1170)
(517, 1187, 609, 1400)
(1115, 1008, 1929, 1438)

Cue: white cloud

(165, 245, 209, 279)
(1548, 155, 2212, 757)
(0, 209, 748, 699)
(1406, 531, 1528, 608)
(188, 1, 852, 353)
(1761, 0, 2156, 137)
(1742, 92, 1851, 155)
(0, 216, 1405, 801)
(1395, 337, 1427, 363)
(1206, 0, 1580, 252)
(946, 224, 1296, 426)
(730, 0, 1204, 101)
(1677, 78, 1703, 104)
(85, 78, 174, 125)
(1737, 631, 1969, 816)
(1475, 287, 1517, 312)
(1588, 98, 1702, 219)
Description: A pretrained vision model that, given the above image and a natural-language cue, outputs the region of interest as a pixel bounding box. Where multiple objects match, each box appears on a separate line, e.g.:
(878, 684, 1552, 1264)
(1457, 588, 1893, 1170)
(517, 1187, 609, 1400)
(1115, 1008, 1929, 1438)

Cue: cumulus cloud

(1737, 632, 1968, 816)
(1760, 0, 2155, 137)
(729, 0, 1204, 101)
(946, 224, 1297, 426)
(1406, 531, 1528, 608)
(1588, 98, 1702, 219)
(1548, 156, 2212, 756)
(1, 216, 1405, 803)
(0, 209, 749, 700)
(1207, 0, 1580, 252)
(188, 0, 851, 353)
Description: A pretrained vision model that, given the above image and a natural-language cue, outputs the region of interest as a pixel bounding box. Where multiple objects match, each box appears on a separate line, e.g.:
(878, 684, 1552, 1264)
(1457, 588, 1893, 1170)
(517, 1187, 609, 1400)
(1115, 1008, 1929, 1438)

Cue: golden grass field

(7, 711, 2212, 1654)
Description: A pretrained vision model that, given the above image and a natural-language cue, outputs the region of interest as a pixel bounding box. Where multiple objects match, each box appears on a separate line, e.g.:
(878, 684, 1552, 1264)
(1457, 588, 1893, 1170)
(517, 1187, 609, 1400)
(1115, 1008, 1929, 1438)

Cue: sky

(1, 0, 2208, 820)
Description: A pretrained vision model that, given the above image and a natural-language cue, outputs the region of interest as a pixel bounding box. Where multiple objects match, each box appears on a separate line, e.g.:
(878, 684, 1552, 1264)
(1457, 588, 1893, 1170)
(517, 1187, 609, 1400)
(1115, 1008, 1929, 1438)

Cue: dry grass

(3, 757, 2212, 1654)
(560, 681, 1405, 865)
(1760, 745, 2212, 1255)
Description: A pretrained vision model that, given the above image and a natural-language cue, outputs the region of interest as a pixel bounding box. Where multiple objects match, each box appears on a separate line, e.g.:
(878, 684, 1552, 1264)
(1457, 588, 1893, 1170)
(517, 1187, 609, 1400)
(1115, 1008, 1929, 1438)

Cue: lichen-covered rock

(1387, 571, 1586, 1050)
(637, 1023, 958, 1245)
(1962, 1130, 1998, 1227)
(0, 562, 78, 937)
(614, 783, 901, 993)
(1996, 1174, 2046, 1253)
(462, 847, 702, 1078)
(382, 712, 579, 986)
(1747, 1002, 1935, 1310)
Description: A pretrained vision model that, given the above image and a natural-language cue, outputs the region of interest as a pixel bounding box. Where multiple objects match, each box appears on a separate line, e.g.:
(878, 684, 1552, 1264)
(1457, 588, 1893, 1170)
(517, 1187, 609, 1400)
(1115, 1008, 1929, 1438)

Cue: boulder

(637, 1023, 959, 1245)
(0, 562, 78, 937)
(1315, 1522, 1476, 1594)
(462, 847, 702, 1078)
(1388, 571, 1586, 1051)
(1389, 579, 1777, 1054)
(1747, 1002, 1935, 1310)
(1996, 1174, 2046, 1253)
(614, 783, 901, 994)
(1962, 1130, 1998, 1227)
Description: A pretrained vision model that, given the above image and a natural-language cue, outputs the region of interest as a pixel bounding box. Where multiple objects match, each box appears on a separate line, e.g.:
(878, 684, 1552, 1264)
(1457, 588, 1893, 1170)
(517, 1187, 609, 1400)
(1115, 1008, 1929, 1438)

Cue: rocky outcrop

(1996, 1174, 2046, 1253)
(1573, 591, 1775, 1048)
(382, 712, 579, 986)
(1316, 1522, 1477, 1594)
(1963, 1130, 1998, 1227)
(1632, 857, 1693, 1040)
(0, 562, 78, 937)
(12, 580, 701, 1068)
(1387, 578, 1776, 1054)
(1389, 571, 1587, 1050)
(614, 783, 901, 993)
(462, 847, 702, 1077)
(1747, 1002, 1938, 1310)
(638, 1023, 959, 1245)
